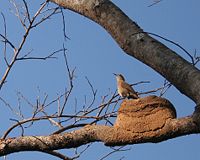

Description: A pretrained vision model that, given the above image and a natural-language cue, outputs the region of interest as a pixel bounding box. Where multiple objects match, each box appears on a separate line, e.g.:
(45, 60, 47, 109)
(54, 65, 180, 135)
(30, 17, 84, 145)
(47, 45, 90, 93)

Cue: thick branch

(49, 0, 200, 103)
(0, 117, 199, 156)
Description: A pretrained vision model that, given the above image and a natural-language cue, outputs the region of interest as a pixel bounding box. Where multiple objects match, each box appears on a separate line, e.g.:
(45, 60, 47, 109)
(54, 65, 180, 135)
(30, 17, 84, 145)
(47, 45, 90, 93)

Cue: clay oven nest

(114, 95, 176, 133)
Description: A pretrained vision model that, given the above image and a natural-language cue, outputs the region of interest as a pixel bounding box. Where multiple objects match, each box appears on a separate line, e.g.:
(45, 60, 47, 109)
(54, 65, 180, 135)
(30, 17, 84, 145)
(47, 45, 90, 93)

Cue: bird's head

(113, 73, 125, 81)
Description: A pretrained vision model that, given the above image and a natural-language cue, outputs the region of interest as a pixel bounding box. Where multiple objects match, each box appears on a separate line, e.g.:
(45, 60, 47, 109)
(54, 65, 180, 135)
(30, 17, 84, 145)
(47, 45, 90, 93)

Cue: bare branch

(32, 1, 48, 22)
(52, 123, 88, 135)
(9, 119, 25, 137)
(31, 7, 60, 28)
(193, 49, 200, 66)
(60, 8, 70, 40)
(0, 0, 63, 90)
(0, 12, 9, 66)
(130, 80, 150, 86)
(96, 91, 118, 118)
(99, 146, 130, 160)
(42, 111, 63, 128)
(16, 48, 64, 61)
(10, 0, 27, 30)
(0, 97, 23, 119)
(0, 116, 199, 157)
(72, 144, 91, 159)
(2, 113, 115, 139)
(85, 76, 97, 110)
(0, 1, 49, 90)
(137, 80, 171, 96)
(0, 34, 16, 50)
(159, 80, 172, 96)
(148, 0, 163, 7)
(42, 150, 72, 160)
(59, 45, 75, 115)
(22, 0, 31, 23)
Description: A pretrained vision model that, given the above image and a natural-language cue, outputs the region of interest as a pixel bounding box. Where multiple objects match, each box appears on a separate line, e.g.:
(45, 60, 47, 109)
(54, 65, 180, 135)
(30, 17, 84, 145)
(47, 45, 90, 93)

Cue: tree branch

(42, 150, 72, 160)
(0, 116, 199, 157)
(49, 0, 200, 104)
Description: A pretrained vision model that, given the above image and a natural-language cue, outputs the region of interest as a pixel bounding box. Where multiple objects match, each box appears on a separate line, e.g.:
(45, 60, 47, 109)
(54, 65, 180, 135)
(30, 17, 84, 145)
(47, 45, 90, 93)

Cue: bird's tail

(128, 92, 139, 99)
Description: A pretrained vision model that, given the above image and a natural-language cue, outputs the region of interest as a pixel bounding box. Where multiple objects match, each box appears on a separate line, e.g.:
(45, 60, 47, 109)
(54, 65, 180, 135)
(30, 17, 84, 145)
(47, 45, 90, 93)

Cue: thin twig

(3, 113, 113, 139)
(0, 1, 48, 90)
(85, 76, 97, 110)
(0, 97, 23, 118)
(22, 0, 31, 22)
(17, 48, 64, 61)
(9, 119, 25, 137)
(60, 45, 75, 115)
(60, 8, 70, 40)
(42, 150, 72, 160)
(52, 123, 88, 135)
(31, 7, 60, 28)
(0, 34, 15, 50)
(1, 12, 9, 66)
(72, 144, 91, 159)
(10, 0, 27, 30)
(99, 146, 130, 160)
(148, 0, 163, 7)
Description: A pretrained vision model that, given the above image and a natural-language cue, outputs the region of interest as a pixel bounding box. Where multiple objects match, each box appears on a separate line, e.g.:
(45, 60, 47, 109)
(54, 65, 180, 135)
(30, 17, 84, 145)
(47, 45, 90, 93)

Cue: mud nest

(114, 95, 176, 133)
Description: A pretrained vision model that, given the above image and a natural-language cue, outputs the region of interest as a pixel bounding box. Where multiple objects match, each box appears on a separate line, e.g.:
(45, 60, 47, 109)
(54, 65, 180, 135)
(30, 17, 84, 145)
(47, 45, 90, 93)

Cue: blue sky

(0, 0, 200, 159)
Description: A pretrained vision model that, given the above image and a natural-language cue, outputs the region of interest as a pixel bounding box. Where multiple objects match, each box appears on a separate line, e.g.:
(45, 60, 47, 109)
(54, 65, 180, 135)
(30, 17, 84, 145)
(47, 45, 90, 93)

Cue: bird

(113, 73, 139, 99)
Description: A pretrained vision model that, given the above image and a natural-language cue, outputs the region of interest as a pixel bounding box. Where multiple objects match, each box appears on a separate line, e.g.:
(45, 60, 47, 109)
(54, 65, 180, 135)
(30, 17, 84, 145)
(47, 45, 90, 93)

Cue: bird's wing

(121, 82, 137, 93)
(122, 82, 139, 98)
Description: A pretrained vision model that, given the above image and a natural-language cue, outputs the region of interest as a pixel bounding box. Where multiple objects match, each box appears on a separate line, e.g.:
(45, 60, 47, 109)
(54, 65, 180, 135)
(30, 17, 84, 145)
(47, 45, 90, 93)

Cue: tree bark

(0, 117, 199, 156)
(50, 0, 200, 104)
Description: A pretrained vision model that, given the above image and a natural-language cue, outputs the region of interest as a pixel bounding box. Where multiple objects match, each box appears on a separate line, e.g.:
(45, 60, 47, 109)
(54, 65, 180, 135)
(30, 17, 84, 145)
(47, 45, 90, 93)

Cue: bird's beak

(113, 73, 117, 76)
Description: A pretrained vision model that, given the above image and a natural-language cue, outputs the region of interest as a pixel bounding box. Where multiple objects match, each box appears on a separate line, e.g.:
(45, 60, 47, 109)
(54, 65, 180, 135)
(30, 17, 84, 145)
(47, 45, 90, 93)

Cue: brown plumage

(114, 73, 139, 99)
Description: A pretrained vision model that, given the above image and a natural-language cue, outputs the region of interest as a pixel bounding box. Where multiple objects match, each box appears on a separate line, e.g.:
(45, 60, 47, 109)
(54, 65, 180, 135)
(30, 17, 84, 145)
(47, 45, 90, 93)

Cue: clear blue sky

(0, 0, 200, 159)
